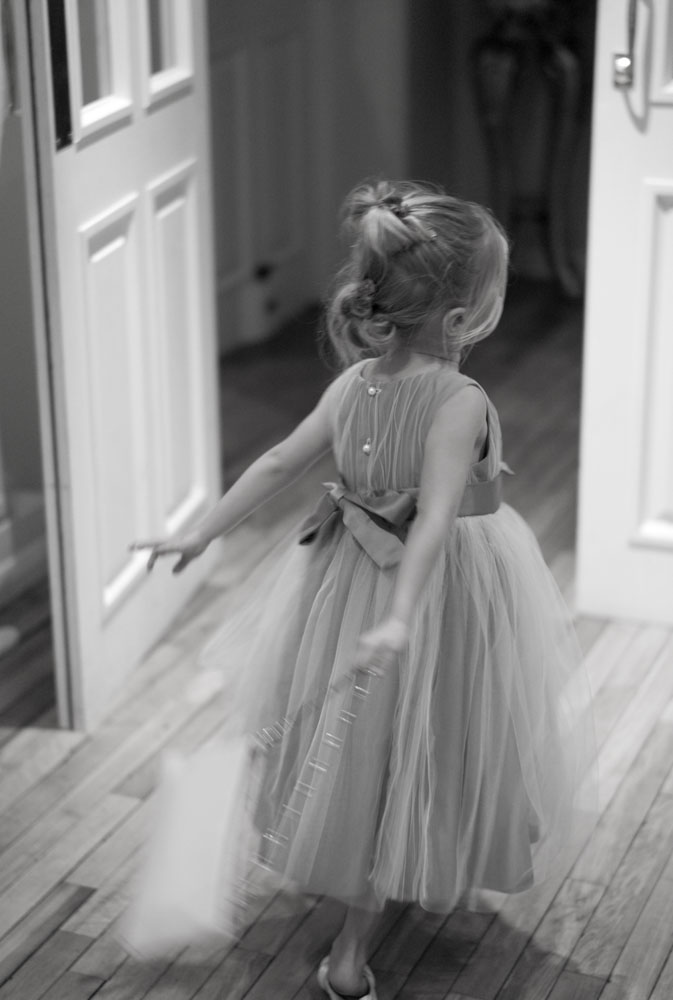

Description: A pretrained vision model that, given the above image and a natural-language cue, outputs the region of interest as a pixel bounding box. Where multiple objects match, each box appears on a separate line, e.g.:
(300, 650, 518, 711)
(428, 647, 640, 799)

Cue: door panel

(31, 0, 221, 727)
(147, 160, 211, 535)
(634, 183, 673, 548)
(577, 0, 673, 623)
(78, 195, 151, 615)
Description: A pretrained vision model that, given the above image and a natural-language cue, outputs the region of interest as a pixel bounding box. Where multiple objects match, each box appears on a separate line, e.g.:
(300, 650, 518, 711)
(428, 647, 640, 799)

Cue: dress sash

(299, 474, 507, 569)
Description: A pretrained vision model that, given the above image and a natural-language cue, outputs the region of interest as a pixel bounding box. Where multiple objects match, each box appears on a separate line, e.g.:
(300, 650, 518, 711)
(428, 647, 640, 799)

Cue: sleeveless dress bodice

(328, 359, 504, 494)
(296, 362, 511, 568)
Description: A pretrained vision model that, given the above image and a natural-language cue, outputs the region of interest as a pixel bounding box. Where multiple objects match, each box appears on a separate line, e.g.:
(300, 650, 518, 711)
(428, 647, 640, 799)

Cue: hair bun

(341, 278, 376, 321)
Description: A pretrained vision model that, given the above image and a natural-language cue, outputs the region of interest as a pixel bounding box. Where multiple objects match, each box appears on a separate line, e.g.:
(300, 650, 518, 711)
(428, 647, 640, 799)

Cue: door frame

(12, 0, 73, 726)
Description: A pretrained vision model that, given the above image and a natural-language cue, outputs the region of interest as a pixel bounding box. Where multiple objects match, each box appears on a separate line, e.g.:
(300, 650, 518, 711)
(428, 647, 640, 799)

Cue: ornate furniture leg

(543, 39, 583, 297)
(473, 2, 585, 297)
(472, 31, 523, 229)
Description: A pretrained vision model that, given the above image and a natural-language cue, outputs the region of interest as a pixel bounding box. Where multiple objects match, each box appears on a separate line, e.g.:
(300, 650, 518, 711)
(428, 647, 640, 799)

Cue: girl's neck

(413, 348, 459, 364)
(369, 347, 459, 379)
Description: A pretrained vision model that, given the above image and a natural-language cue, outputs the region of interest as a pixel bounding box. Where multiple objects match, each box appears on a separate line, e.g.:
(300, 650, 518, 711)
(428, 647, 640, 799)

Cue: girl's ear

(445, 307, 466, 333)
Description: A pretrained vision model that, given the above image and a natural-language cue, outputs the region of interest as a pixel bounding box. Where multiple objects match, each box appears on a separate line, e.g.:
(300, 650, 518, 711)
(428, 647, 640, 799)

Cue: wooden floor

(0, 581, 55, 735)
(1, 282, 673, 1000)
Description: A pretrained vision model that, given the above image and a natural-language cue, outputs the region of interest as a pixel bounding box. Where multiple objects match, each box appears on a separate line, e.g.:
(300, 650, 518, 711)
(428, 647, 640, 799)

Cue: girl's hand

(129, 531, 209, 574)
(355, 618, 410, 675)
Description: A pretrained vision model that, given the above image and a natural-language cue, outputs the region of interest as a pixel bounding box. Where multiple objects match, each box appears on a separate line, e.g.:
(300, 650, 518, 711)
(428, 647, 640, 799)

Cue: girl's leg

(328, 902, 382, 996)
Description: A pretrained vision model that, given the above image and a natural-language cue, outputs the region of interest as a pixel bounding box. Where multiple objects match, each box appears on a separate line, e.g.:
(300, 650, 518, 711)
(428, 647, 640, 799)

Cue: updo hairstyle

(325, 179, 509, 368)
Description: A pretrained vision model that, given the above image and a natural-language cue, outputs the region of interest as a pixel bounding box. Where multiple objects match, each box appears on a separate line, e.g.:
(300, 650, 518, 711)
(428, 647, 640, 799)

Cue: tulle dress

(124, 359, 595, 953)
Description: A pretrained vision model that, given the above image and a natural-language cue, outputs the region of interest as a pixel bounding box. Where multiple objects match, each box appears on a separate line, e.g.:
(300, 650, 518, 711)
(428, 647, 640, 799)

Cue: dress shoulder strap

(431, 369, 487, 413)
(322, 360, 367, 400)
(432, 371, 505, 482)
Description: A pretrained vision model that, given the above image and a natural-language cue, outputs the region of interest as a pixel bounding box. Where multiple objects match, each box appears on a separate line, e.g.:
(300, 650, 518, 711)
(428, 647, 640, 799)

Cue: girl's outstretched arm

(356, 386, 486, 669)
(133, 387, 334, 572)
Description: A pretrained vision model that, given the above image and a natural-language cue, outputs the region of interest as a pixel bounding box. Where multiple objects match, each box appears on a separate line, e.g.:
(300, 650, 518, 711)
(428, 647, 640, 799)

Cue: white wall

(306, 0, 411, 293)
(205, 0, 410, 346)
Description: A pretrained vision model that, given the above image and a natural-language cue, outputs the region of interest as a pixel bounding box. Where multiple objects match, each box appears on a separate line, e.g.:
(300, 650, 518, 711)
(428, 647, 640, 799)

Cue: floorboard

(571, 787, 673, 980)
(602, 845, 673, 999)
(546, 972, 604, 1000)
(0, 929, 94, 1000)
(38, 970, 104, 1000)
(0, 883, 93, 987)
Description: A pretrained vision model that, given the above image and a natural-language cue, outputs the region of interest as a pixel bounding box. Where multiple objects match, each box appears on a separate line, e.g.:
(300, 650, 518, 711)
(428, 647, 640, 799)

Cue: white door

(208, 0, 313, 351)
(28, 0, 222, 728)
(577, 0, 673, 624)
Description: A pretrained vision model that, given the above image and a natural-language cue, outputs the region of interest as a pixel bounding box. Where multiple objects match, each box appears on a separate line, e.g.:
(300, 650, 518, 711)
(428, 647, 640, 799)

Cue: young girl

(131, 180, 594, 1000)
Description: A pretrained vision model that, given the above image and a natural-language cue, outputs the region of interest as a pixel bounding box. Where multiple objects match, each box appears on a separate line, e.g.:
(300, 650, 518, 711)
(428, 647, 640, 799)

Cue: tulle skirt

(198, 503, 595, 909)
(122, 504, 595, 956)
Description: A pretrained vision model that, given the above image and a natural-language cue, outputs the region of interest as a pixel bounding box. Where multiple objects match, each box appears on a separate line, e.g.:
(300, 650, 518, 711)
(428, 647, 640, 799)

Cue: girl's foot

(318, 957, 377, 1000)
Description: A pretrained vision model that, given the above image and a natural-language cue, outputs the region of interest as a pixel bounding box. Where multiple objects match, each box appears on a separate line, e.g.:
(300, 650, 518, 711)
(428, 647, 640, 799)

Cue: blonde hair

(325, 179, 509, 368)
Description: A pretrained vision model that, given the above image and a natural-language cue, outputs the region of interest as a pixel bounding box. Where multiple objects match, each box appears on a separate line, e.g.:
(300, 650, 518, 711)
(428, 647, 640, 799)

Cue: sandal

(317, 956, 377, 1000)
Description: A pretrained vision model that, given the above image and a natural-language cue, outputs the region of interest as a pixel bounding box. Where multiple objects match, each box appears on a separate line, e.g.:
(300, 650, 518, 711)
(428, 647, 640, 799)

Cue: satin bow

(298, 471, 508, 569)
(299, 483, 415, 568)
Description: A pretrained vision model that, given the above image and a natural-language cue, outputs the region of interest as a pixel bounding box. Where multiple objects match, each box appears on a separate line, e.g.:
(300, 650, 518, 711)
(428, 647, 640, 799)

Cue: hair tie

(378, 194, 408, 219)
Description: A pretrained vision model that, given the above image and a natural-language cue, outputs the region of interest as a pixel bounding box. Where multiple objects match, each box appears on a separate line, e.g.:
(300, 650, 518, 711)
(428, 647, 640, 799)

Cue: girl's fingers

(130, 539, 200, 573)
(129, 540, 167, 551)
(136, 543, 186, 555)
(147, 549, 166, 572)
(172, 555, 190, 574)
(146, 546, 174, 571)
